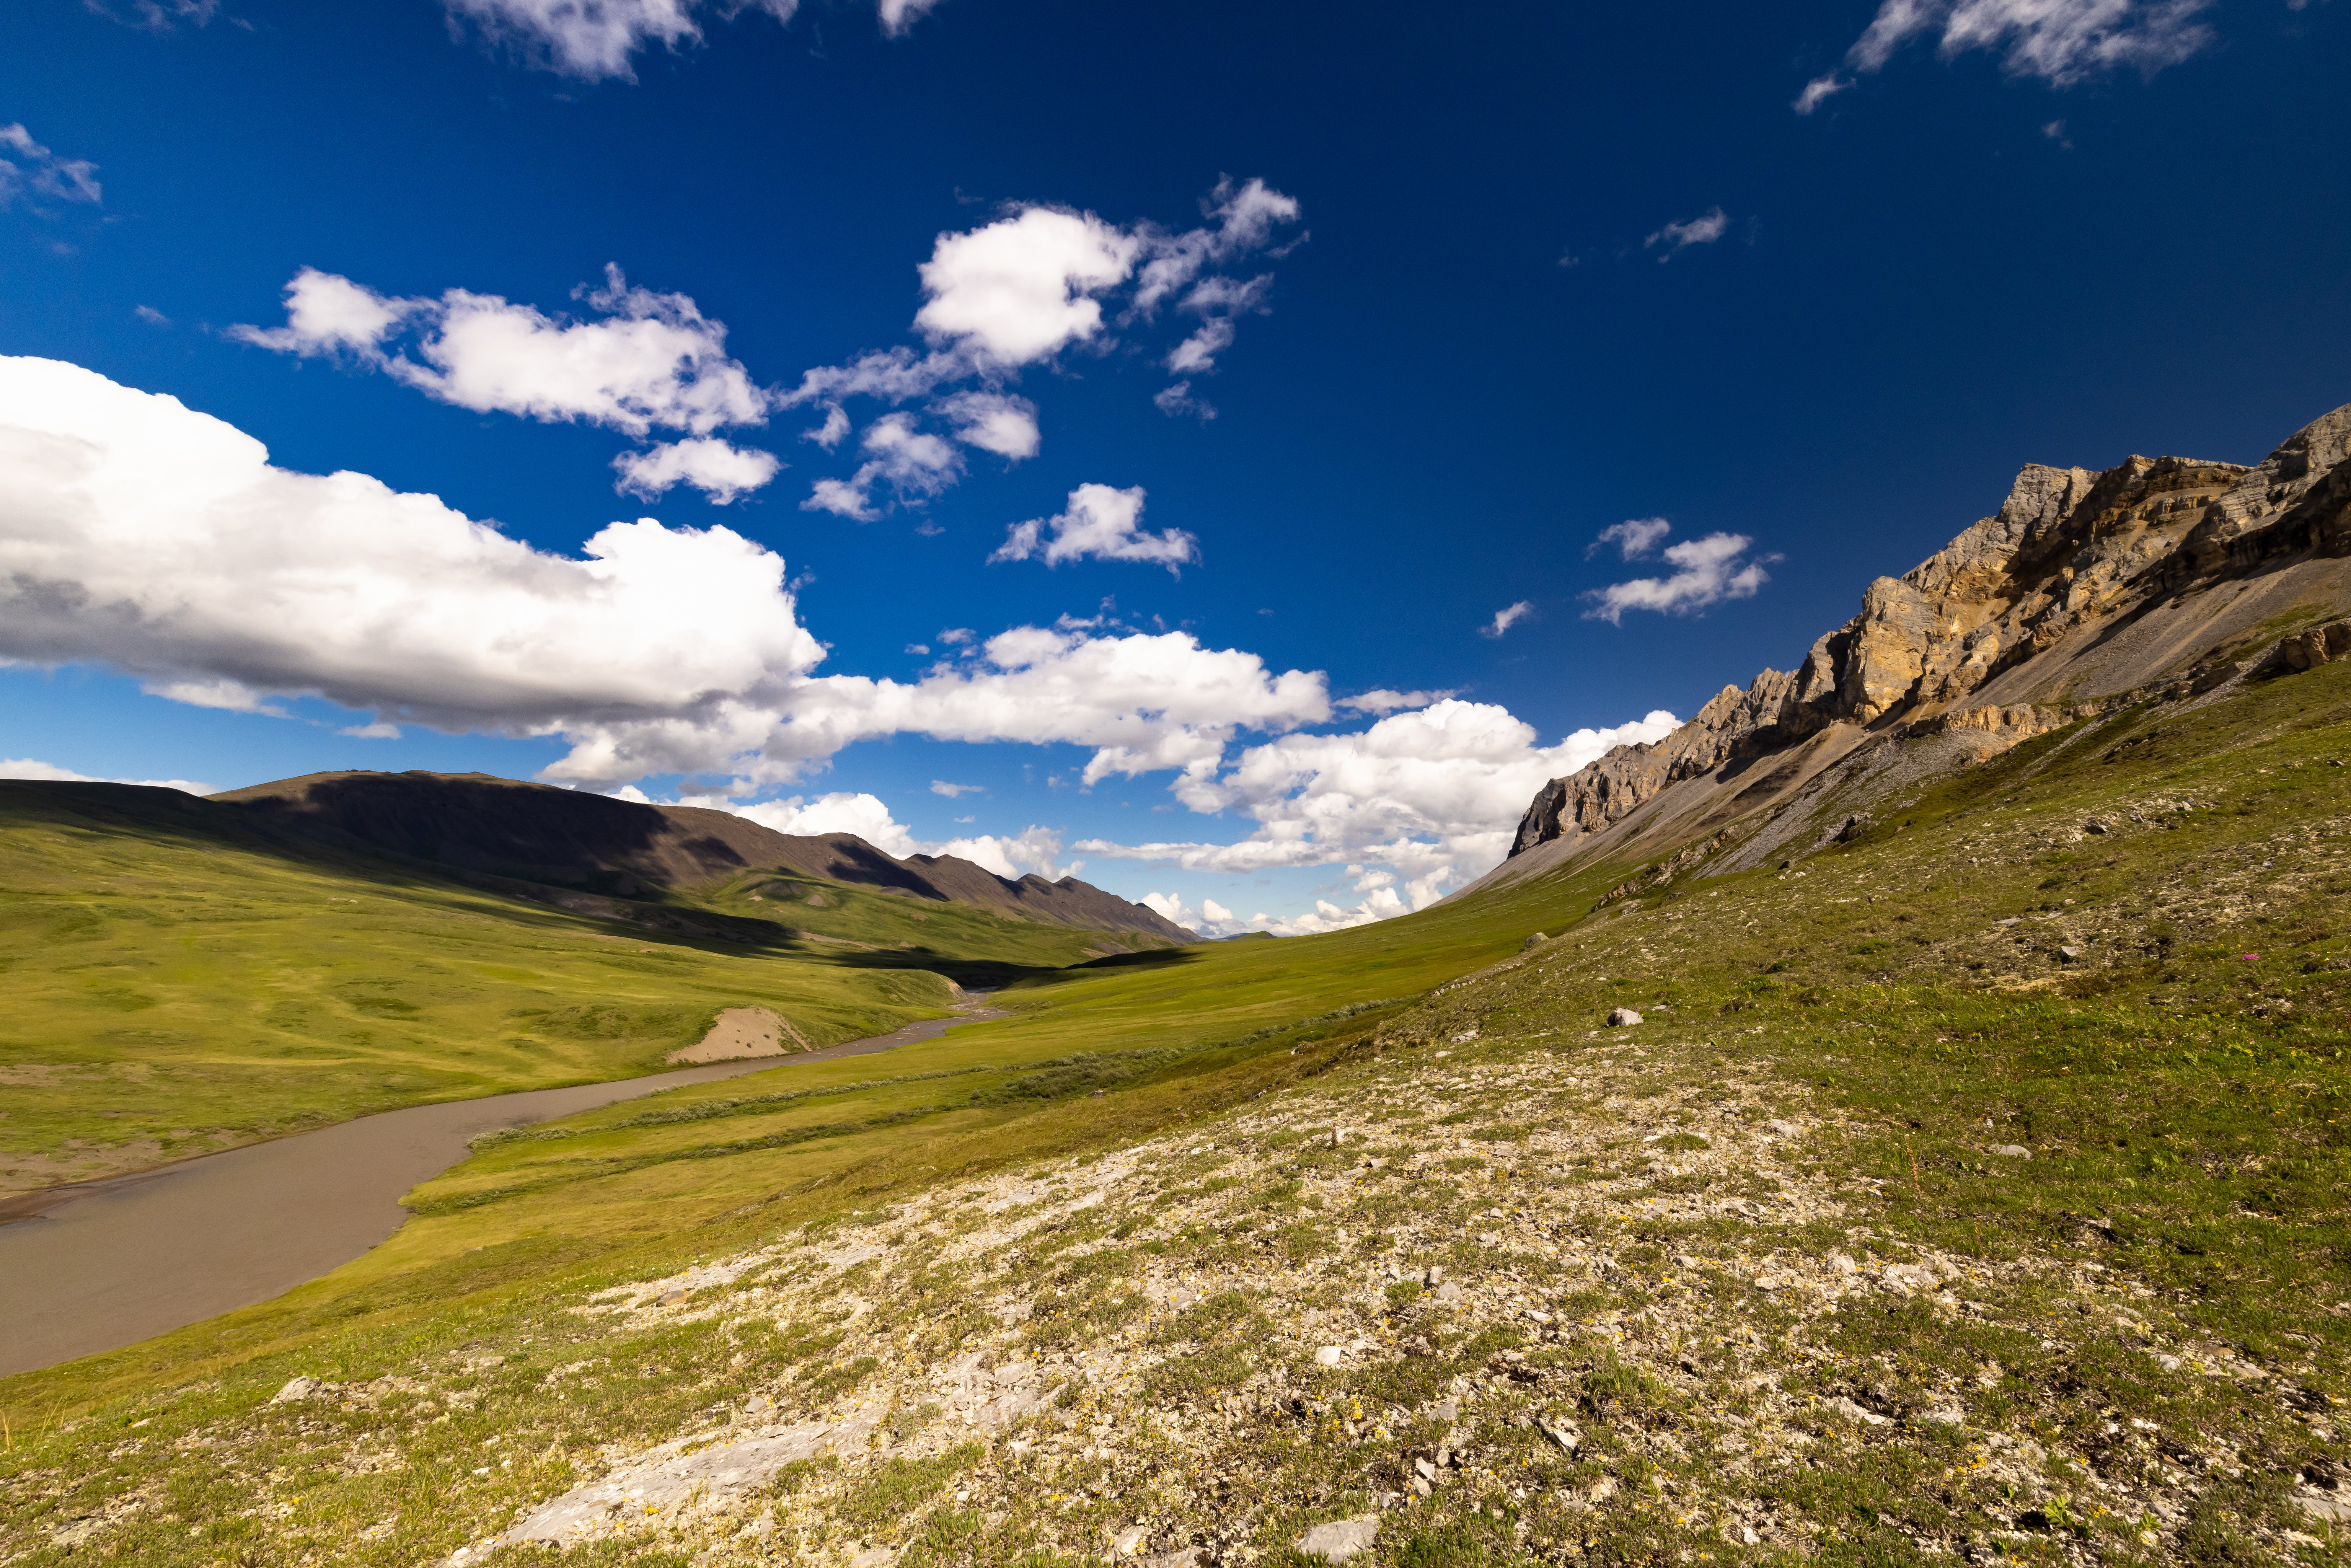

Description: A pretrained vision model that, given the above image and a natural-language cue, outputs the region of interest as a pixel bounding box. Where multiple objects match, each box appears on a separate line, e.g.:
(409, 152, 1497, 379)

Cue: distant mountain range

(213, 770, 1196, 942)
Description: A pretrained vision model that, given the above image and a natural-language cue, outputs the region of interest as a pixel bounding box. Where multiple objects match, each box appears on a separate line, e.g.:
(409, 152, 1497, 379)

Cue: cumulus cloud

(717, 790, 1071, 880)
(1805, 0, 2214, 104)
(1588, 517, 1671, 559)
(989, 484, 1200, 573)
(232, 265, 780, 500)
(0, 123, 102, 209)
(0, 758, 218, 795)
(1479, 601, 1535, 640)
(1079, 700, 1683, 914)
(440, 0, 937, 81)
(1645, 207, 1730, 259)
(802, 413, 961, 520)
(1337, 689, 1458, 715)
(937, 391, 1040, 460)
(0, 356, 826, 743)
(784, 179, 1301, 504)
(1583, 531, 1777, 624)
(613, 437, 782, 504)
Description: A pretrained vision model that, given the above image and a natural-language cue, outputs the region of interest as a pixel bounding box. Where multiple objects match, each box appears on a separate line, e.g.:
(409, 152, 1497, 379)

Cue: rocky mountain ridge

(1500, 400, 2351, 879)
(215, 770, 1195, 941)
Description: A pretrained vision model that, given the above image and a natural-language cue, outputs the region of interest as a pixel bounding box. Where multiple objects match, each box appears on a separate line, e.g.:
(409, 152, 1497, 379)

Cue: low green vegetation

(2, 660, 2347, 1565)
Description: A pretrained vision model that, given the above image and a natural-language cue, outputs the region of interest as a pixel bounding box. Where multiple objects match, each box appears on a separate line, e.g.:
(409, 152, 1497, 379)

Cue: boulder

(1296, 1515, 1380, 1563)
(1608, 1007, 1643, 1027)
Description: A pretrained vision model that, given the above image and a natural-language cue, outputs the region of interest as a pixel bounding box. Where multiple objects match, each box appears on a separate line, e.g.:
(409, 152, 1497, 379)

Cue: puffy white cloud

(0, 123, 101, 209)
(613, 437, 782, 504)
(937, 391, 1040, 460)
(929, 780, 981, 797)
(1826, 0, 2213, 94)
(787, 179, 1301, 494)
(4, 357, 1345, 833)
(1337, 689, 1458, 714)
(1479, 601, 1535, 640)
(1645, 207, 1729, 259)
(1078, 700, 1684, 914)
(1583, 532, 1777, 624)
(234, 266, 770, 442)
(341, 722, 401, 739)
(0, 758, 218, 795)
(990, 484, 1200, 573)
(728, 791, 916, 855)
(1588, 517, 1671, 559)
(1201, 896, 1234, 924)
(0, 356, 824, 737)
(914, 207, 1141, 368)
(802, 404, 852, 449)
(802, 413, 962, 520)
(442, 0, 934, 81)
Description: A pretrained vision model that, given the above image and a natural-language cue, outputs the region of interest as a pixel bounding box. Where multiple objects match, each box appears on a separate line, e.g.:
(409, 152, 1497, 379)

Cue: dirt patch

(669, 1006, 813, 1065)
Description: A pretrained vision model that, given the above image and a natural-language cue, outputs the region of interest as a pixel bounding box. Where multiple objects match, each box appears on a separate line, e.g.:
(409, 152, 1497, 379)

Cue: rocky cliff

(1506, 401, 2351, 865)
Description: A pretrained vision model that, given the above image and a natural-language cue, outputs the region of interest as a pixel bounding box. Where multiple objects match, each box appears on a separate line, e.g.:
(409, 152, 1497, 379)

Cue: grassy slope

(1, 662, 2346, 1565)
(0, 784, 1129, 1195)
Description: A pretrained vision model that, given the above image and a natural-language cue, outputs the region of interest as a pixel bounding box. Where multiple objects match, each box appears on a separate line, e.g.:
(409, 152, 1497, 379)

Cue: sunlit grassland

(0, 782, 1131, 1188)
(2, 663, 2346, 1568)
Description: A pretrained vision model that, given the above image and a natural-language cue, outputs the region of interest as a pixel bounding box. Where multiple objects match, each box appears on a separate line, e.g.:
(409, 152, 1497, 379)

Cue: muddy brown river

(0, 1006, 999, 1377)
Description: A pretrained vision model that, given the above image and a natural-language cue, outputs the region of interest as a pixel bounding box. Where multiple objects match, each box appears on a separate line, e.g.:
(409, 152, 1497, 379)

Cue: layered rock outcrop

(1509, 401, 2351, 861)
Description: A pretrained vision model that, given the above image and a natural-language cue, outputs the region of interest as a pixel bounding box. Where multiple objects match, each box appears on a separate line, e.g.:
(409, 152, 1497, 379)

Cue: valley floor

(3, 663, 2348, 1566)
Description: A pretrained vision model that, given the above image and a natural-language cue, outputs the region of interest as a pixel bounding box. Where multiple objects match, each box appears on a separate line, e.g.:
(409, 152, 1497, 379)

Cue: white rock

(1608, 1007, 1643, 1027)
(270, 1376, 331, 1404)
(1315, 1346, 1344, 1367)
(1112, 1524, 1149, 1554)
(1988, 1144, 2031, 1159)
(1296, 1515, 1380, 1563)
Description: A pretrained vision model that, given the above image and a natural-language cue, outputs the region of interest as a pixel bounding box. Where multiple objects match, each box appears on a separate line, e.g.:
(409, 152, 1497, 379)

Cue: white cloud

(1201, 896, 1234, 924)
(937, 391, 1040, 460)
(135, 305, 171, 327)
(1337, 689, 1458, 714)
(234, 266, 769, 447)
(1588, 517, 1672, 559)
(1793, 72, 1853, 113)
(1583, 532, 1777, 623)
(612, 437, 781, 504)
(341, 722, 401, 738)
(1833, 0, 2214, 91)
(786, 179, 1300, 493)
(0, 758, 217, 795)
(443, 0, 941, 81)
(803, 404, 852, 449)
(990, 484, 1200, 573)
(79, 0, 219, 33)
(0, 355, 825, 739)
(802, 413, 962, 520)
(728, 790, 915, 855)
(1479, 601, 1535, 640)
(3, 357, 1347, 829)
(0, 123, 103, 209)
(930, 779, 981, 797)
(914, 207, 1141, 368)
(1078, 700, 1683, 915)
(1152, 381, 1216, 421)
(1645, 207, 1730, 259)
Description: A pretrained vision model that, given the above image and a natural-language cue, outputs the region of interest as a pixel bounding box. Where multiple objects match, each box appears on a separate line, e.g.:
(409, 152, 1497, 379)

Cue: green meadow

(0, 660, 2346, 1565)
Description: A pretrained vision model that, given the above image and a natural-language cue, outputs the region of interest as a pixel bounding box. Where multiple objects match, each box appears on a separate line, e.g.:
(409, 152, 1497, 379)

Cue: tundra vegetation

(1, 661, 2348, 1566)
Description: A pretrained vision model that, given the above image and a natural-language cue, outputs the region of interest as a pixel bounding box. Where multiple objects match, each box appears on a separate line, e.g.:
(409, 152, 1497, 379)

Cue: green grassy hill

(0, 781, 1136, 1198)
(2, 660, 2346, 1566)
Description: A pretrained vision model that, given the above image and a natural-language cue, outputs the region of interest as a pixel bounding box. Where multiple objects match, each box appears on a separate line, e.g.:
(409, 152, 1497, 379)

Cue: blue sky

(2, 0, 2346, 934)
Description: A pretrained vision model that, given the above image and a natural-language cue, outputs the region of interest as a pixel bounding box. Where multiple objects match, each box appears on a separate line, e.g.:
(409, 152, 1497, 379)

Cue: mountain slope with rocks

(1482, 401, 2351, 900)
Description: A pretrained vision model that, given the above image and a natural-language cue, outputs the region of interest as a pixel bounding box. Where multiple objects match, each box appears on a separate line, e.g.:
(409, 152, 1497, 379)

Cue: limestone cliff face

(1508, 401, 2351, 861)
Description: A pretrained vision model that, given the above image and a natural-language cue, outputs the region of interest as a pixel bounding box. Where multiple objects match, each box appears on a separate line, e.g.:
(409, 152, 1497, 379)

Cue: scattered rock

(2059, 945, 2082, 962)
(1295, 1514, 1380, 1563)
(1836, 814, 1872, 843)
(270, 1376, 335, 1404)
(1112, 1524, 1149, 1554)
(1142, 1550, 1204, 1568)
(848, 1548, 895, 1568)
(2083, 820, 2109, 835)
(1988, 1144, 2031, 1159)
(1523, 932, 1548, 952)
(1607, 1007, 1643, 1028)
(2298, 1489, 2351, 1525)
(1314, 1346, 1344, 1367)
(1433, 1282, 1461, 1304)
